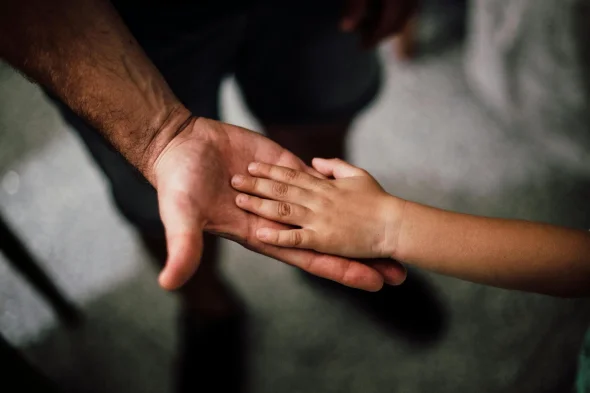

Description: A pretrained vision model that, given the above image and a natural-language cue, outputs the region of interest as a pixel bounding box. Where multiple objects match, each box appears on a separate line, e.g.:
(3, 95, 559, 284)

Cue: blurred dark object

(360, 0, 418, 49)
(0, 213, 81, 325)
(177, 311, 250, 393)
(0, 334, 62, 393)
(305, 268, 448, 346)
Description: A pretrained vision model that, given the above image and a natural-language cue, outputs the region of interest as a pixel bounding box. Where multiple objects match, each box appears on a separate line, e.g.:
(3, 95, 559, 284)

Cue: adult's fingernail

(257, 228, 270, 240)
(231, 175, 244, 186)
(386, 268, 407, 286)
(248, 162, 259, 172)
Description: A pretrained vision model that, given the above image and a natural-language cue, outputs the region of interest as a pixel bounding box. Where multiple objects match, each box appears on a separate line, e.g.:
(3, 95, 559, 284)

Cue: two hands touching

(231, 159, 405, 260)
(150, 1, 419, 293)
(10, 0, 588, 299)
(150, 2, 419, 293)
(149, 1, 419, 293)
(151, 118, 407, 293)
(1, 0, 417, 294)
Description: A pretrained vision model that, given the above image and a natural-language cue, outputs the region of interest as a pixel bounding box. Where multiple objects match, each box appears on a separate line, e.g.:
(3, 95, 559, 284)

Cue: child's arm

(231, 158, 590, 297)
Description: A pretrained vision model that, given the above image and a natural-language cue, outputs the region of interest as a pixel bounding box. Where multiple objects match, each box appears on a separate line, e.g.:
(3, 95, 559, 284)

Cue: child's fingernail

(248, 162, 259, 172)
(236, 194, 248, 204)
(231, 175, 244, 186)
(257, 228, 270, 240)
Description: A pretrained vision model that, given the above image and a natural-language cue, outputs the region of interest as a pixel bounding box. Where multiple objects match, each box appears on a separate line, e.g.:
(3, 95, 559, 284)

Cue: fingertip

(158, 266, 182, 291)
(248, 162, 259, 173)
(341, 261, 386, 292)
(370, 281, 385, 292)
(360, 273, 384, 292)
(356, 275, 384, 292)
(311, 157, 330, 175)
(231, 174, 245, 187)
(235, 193, 249, 205)
(386, 273, 407, 286)
(362, 259, 407, 287)
(311, 158, 321, 170)
(158, 251, 200, 291)
(367, 271, 385, 292)
(384, 265, 408, 286)
(159, 232, 203, 292)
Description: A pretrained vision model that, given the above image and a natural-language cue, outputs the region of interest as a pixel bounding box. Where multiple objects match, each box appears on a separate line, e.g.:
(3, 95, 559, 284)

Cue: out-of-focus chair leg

(0, 214, 81, 326)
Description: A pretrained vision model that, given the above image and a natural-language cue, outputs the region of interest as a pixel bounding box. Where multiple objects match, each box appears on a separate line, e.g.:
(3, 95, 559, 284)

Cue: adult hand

(341, 0, 417, 48)
(150, 118, 407, 292)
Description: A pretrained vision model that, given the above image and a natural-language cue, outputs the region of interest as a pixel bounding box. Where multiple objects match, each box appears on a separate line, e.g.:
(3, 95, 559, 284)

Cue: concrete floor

(1, 13, 590, 393)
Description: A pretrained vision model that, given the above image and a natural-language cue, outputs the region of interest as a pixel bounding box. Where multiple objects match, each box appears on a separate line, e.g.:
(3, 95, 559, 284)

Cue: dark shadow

(303, 268, 449, 347)
(177, 311, 251, 393)
(0, 333, 63, 393)
(139, 233, 252, 393)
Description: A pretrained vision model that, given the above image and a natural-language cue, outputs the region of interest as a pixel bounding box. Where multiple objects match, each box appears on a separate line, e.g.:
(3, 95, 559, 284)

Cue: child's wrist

(380, 195, 409, 260)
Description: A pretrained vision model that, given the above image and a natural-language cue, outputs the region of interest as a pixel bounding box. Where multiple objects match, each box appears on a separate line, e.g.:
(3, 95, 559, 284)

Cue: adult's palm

(152, 118, 406, 291)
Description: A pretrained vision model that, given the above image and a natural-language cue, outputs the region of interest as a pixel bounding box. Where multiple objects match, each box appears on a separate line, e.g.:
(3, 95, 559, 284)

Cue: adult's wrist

(138, 105, 194, 186)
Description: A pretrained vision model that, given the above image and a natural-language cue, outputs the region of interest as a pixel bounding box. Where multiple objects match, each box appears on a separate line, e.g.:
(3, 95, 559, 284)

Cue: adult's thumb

(157, 190, 205, 290)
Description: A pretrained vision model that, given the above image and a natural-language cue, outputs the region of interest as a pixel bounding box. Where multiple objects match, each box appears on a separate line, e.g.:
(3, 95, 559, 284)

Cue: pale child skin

(231, 158, 590, 298)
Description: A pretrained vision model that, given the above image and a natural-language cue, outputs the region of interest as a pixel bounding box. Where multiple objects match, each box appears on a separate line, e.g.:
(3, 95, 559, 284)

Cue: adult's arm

(0, 0, 188, 182)
(0, 1, 408, 291)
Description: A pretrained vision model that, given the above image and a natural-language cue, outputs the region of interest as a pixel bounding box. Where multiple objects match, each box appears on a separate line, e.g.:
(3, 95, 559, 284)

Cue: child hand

(231, 158, 406, 259)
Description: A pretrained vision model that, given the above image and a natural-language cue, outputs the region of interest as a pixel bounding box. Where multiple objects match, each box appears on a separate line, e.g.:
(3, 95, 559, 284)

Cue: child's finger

(248, 162, 320, 189)
(256, 227, 316, 249)
(235, 194, 309, 226)
(312, 158, 367, 179)
(231, 174, 309, 204)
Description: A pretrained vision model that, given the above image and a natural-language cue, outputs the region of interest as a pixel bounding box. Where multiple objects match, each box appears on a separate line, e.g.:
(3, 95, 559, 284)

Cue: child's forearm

(392, 201, 590, 297)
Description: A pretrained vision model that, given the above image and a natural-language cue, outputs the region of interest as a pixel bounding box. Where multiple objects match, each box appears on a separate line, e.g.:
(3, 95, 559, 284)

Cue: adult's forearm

(394, 201, 590, 297)
(0, 0, 190, 182)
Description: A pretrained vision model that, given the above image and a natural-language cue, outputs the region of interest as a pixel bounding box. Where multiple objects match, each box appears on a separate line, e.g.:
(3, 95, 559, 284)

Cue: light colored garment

(465, 0, 590, 168)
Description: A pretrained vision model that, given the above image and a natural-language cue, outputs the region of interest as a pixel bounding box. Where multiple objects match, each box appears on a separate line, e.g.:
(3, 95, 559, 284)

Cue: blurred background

(1, 0, 590, 392)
